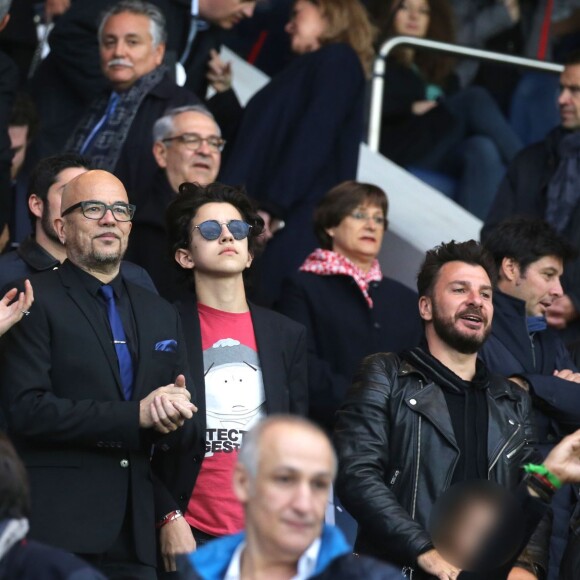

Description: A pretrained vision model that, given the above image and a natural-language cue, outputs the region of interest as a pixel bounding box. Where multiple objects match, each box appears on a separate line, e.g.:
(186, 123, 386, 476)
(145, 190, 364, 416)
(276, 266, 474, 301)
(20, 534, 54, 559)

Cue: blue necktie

(99, 285, 134, 400)
(80, 92, 120, 154)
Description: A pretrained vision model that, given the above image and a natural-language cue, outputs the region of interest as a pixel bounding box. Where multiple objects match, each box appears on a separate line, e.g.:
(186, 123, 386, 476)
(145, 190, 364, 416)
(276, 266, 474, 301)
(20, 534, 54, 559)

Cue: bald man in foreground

(0, 170, 197, 580)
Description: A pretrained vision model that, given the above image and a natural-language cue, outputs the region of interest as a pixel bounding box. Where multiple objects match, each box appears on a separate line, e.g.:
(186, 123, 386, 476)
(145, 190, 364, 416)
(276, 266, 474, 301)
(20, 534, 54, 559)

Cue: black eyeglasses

(61, 200, 136, 222)
(162, 133, 226, 152)
(194, 220, 252, 240)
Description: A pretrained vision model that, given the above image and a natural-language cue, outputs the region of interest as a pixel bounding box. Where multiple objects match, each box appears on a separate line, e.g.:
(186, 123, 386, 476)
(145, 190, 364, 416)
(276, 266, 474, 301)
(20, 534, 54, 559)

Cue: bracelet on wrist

(523, 463, 562, 489)
(524, 473, 555, 503)
(156, 509, 183, 529)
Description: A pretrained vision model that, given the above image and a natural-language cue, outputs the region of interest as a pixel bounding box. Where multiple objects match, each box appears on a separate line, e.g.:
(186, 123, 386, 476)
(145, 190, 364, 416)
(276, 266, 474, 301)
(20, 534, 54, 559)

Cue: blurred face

(9, 125, 28, 180)
(420, 262, 493, 354)
(558, 65, 580, 130)
(392, 0, 430, 38)
(176, 202, 252, 278)
(235, 423, 334, 563)
(199, 0, 256, 29)
(153, 112, 221, 191)
(285, 0, 327, 55)
(325, 202, 386, 270)
(503, 256, 564, 316)
(55, 170, 132, 274)
(40, 166, 88, 244)
(100, 11, 164, 91)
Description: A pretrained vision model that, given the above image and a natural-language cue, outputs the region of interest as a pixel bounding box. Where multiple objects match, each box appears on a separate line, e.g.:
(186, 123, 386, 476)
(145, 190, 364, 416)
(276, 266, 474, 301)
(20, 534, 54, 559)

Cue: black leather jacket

(334, 353, 550, 578)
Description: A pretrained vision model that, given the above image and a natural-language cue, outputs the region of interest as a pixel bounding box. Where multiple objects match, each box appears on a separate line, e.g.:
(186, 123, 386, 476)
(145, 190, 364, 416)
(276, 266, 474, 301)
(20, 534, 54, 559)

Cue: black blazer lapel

(250, 303, 288, 414)
(58, 264, 124, 398)
(177, 299, 207, 431)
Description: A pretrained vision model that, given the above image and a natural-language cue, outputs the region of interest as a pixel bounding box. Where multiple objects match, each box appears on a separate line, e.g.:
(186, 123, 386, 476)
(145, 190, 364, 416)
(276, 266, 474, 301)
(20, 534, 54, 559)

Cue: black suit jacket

(0, 260, 194, 566)
(152, 298, 308, 517)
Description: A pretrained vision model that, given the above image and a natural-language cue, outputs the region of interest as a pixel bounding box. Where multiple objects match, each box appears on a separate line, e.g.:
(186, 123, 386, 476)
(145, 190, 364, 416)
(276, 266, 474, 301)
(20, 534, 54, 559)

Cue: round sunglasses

(194, 219, 252, 241)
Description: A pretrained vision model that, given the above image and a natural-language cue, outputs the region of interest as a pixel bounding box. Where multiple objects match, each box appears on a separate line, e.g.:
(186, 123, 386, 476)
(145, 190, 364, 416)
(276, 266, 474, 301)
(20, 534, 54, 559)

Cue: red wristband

(156, 510, 183, 529)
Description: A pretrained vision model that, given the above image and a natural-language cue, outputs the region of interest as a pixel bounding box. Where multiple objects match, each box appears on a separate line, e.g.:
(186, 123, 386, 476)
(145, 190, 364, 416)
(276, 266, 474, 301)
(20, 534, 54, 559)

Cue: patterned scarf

(299, 248, 382, 308)
(545, 130, 580, 233)
(66, 65, 169, 172)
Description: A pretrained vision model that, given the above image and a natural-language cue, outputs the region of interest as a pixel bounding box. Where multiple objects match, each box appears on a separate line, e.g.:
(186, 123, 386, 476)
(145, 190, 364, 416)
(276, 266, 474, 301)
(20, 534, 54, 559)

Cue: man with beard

(483, 50, 580, 343)
(334, 240, 549, 580)
(480, 217, 580, 579)
(0, 153, 155, 294)
(0, 169, 197, 579)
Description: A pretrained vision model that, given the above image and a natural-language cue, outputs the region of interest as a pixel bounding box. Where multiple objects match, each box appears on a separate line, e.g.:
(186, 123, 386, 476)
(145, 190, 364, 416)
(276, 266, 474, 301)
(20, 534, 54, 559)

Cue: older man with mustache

(66, 0, 199, 209)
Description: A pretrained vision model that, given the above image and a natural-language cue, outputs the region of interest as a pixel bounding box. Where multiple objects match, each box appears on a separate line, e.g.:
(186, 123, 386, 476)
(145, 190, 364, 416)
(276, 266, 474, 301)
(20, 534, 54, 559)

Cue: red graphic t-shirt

(185, 303, 265, 536)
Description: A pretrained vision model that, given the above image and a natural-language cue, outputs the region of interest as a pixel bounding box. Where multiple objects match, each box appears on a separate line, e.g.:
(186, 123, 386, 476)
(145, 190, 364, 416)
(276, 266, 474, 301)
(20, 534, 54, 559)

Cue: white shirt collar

(224, 537, 322, 580)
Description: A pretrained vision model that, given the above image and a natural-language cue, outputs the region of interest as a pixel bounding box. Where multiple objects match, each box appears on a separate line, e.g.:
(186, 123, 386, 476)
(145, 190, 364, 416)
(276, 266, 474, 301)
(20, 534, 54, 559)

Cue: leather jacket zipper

(407, 381, 424, 579)
(488, 423, 521, 477)
(506, 437, 527, 460)
(411, 416, 422, 519)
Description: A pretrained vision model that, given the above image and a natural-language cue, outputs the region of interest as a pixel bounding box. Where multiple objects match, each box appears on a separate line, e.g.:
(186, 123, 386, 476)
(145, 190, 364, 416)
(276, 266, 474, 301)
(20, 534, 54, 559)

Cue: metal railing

(368, 36, 564, 152)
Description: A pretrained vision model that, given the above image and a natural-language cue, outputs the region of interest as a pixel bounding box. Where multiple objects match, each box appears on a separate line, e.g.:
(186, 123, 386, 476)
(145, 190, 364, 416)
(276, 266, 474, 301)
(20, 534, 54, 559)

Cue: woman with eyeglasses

(276, 181, 422, 433)
(152, 181, 308, 573)
(219, 0, 376, 307)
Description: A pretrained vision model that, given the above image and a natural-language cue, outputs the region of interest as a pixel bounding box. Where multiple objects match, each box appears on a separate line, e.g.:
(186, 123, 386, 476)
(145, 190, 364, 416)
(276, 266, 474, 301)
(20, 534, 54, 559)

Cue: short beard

(87, 251, 122, 269)
(432, 302, 491, 355)
(69, 244, 124, 274)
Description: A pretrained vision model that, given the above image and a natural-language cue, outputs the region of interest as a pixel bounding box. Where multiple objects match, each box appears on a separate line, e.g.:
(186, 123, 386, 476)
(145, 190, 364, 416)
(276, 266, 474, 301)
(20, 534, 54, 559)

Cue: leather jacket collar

(16, 236, 60, 273)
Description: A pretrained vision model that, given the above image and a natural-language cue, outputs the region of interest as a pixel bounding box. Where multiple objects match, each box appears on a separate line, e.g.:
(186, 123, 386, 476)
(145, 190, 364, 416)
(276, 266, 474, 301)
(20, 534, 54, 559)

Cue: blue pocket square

(155, 339, 177, 353)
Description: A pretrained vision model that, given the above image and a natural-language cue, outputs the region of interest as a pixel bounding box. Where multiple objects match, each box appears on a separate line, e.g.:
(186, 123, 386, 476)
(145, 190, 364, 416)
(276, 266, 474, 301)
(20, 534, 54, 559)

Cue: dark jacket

(0, 50, 18, 231)
(220, 43, 365, 305)
(560, 492, 580, 580)
(0, 538, 106, 580)
(482, 127, 580, 341)
(70, 71, 197, 209)
(0, 260, 192, 566)
(334, 352, 549, 577)
(276, 271, 422, 431)
(0, 236, 157, 294)
(152, 298, 308, 519)
(478, 289, 580, 579)
(379, 60, 458, 166)
(27, 0, 232, 157)
(479, 290, 580, 441)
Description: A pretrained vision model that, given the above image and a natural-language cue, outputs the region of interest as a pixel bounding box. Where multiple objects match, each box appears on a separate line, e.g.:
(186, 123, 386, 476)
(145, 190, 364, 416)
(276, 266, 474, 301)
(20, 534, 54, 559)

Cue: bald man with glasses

(0, 169, 198, 580)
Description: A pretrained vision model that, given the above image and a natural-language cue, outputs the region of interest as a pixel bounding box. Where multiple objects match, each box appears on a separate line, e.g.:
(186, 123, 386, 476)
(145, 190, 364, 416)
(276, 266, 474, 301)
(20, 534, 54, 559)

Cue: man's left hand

(546, 295, 578, 329)
(160, 516, 196, 572)
(507, 567, 537, 580)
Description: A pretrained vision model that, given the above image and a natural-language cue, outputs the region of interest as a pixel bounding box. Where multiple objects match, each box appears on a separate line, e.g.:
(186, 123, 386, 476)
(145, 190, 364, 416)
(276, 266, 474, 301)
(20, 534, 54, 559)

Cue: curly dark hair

(417, 240, 497, 297)
(165, 182, 265, 271)
(483, 217, 577, 275)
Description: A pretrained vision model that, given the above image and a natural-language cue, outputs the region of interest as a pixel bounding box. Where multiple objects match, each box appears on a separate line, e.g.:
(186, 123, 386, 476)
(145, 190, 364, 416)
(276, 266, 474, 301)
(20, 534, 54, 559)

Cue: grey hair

(98, 0, 167, 47)
(152, 105, 219, 142)
(0, 0, 12, 21)
(238, 415, 337, 480)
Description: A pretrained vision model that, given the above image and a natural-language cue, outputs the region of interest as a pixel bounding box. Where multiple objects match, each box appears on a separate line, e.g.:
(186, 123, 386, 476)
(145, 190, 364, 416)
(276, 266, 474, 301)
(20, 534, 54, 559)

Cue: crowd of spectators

(2, 0, 580, 579)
